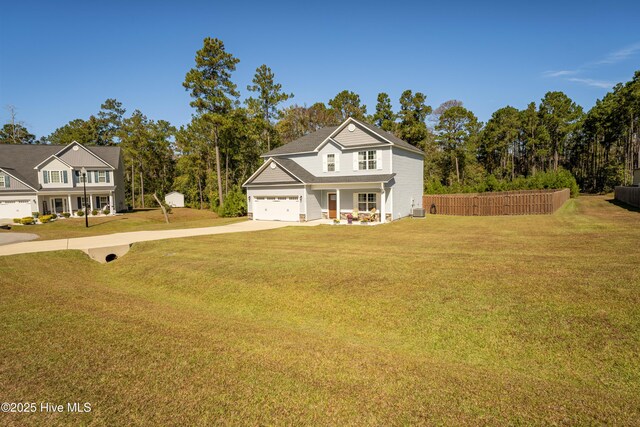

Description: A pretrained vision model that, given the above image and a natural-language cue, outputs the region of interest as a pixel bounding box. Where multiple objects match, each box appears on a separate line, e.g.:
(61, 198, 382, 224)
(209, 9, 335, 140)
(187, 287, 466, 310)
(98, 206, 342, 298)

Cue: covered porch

(312, 182, 392, 223)
(38, 191, 116, 216)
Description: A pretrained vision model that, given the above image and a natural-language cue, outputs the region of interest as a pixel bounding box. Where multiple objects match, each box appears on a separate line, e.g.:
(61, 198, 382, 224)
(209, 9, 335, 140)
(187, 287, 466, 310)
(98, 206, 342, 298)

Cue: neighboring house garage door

(0, 200, 32, 219)
(253, 196, 300, 222)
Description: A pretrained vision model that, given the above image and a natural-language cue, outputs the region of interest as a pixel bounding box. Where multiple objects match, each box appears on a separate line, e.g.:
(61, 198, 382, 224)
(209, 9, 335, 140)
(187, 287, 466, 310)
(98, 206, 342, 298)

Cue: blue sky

(1, 0, 639, 139)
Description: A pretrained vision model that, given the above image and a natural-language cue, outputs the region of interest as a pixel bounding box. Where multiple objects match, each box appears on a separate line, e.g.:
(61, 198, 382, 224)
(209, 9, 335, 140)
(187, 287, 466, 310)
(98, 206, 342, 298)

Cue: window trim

(50, 170, 61, 184)
(357, 150, 377, 170)
(327, 154, 335, 172)
(357, 192, 378, 212)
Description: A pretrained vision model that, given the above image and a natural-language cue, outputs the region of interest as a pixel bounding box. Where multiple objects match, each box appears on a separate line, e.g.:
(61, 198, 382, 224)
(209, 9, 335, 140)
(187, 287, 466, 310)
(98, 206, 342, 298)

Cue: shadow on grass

(606, 198, 640, 213)
(85, 217, 129, 228)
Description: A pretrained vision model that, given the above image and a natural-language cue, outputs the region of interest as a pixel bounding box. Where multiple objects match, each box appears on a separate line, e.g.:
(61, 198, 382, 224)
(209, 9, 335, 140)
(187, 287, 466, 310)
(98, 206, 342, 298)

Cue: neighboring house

(243, 117, 424, 222)
(0, 141, 125, 219)
(165, 191, 185, 208)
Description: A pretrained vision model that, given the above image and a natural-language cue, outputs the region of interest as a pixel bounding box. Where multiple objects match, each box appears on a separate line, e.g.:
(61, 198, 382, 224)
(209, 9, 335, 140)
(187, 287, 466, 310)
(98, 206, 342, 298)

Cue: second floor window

(358, 150, 377, 170)
(50, 171, 61, 183)
(0, 175, 5, 187)
(327, 154, 335, 172)
(98, 171, 106, 183)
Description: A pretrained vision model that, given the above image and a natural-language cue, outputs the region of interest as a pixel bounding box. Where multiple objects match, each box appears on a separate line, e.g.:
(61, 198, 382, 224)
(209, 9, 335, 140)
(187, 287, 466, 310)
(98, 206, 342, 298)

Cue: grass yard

(1, 196, 639, 425)
(0, 208, 244, 240)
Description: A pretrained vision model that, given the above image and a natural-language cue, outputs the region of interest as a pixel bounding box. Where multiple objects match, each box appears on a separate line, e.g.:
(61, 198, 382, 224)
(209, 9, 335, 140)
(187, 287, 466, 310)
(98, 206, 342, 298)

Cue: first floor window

(98, 196, 109, 208)
(358, 193, 377, 212)
(358, 150, 377, 170)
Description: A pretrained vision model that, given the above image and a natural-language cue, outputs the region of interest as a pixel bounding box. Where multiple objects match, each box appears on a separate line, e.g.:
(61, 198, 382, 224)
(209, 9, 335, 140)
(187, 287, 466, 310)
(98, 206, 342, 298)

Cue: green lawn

(0, 208, 245, 240)
(1, 196, 639, 425)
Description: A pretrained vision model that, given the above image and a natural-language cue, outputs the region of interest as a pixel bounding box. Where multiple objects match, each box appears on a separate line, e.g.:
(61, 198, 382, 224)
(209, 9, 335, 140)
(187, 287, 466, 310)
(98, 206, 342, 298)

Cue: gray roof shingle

(0, 144, 121, 190)
(261, 119, 423, 157)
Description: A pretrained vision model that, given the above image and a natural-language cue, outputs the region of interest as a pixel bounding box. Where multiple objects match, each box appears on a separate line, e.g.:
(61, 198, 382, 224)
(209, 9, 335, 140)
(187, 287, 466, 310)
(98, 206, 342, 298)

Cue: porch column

(89, 193, 94, 211)
(380, 183, 386, 223)
(109, 192, 114, 214)
(67, 194, 72, 214)
(336, 188, 341, 221)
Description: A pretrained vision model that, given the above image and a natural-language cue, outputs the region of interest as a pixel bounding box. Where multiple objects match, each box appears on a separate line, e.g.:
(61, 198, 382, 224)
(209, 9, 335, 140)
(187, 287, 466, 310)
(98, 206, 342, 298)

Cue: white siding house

(0, 142, 125, 219)
(243, 118, 424, 222)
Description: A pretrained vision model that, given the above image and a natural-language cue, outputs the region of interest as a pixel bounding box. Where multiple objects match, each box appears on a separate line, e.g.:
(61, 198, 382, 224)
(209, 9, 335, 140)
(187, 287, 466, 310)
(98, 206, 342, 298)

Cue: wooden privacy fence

(614, 186, 640, 208)
(423, 188, 570, 216)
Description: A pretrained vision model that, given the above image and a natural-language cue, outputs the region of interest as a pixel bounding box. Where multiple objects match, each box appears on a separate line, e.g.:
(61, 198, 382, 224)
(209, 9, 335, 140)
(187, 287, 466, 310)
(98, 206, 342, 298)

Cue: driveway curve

(0, 232, 39, 246)
(0, 220, 321, 257)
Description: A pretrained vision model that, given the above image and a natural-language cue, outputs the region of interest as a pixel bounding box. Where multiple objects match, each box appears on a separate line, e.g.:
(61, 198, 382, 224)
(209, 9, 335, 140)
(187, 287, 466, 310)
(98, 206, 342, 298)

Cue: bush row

(425, 169, 580, 198)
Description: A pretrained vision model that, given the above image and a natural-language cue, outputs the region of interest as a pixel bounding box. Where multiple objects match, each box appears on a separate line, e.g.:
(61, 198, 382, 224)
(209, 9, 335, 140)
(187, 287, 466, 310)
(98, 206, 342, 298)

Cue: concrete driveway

(0, 232, 39, 246)
(0, 220, 321, 257)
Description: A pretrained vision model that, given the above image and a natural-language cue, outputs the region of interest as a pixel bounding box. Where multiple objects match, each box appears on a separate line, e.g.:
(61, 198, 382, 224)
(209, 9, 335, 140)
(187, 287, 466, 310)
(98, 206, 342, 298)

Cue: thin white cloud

(594, 42, 640, 65)
(542, 70, 578, 78)
(541, 41, 638, 88)
(567, 78, 613, 89)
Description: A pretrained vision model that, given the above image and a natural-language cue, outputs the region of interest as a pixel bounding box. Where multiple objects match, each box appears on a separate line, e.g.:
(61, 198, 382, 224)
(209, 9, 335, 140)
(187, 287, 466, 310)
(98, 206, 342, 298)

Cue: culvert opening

(105, 253, 118, 263)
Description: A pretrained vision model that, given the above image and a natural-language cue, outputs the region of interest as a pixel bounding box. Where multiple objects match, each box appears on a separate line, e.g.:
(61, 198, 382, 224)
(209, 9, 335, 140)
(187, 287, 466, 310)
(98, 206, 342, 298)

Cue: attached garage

(252, 196, 300, 222)
(0, 199, 33, 219)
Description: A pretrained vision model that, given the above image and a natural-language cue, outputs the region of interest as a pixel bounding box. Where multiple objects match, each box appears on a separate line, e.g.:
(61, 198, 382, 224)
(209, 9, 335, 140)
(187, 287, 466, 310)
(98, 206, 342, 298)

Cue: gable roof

(0, 143, 121, 190)
(261, 118, 423, 157)
(263, 126, 339, 157)
(244, 157, 395, 187)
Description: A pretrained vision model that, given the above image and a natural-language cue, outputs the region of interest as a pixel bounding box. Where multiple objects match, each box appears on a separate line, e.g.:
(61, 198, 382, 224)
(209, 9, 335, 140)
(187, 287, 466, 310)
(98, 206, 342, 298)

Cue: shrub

(62, 212, 71, 218)
(424, 169, 580, 198)
(13, 218, 21, 224)
(76, 210, 85, 217)
(39, 215, 54, 223)
(219, 186, 247, 217)
(50, 213, 57, 219)
(32, 212, 40, 218)
(21, 217, 35, 225)
(103, 208, 110, 215)
(91, 209, 98, 216)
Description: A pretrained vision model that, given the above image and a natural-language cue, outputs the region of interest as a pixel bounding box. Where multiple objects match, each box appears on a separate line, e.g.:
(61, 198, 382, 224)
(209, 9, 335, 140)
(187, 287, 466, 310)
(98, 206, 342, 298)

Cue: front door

(328, 193, 337, 219)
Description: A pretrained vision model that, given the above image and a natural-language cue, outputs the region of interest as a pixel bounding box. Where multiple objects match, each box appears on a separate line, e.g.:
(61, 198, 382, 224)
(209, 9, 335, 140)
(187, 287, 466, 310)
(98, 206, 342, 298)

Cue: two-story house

(0, 141, 125, 219)
(243, 117, 424, 222)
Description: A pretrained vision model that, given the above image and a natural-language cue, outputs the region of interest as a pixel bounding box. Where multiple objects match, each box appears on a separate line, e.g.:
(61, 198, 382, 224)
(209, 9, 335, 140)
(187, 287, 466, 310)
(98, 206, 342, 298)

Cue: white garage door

(253, 196, 300, 222)
(0, 200, 32, 219)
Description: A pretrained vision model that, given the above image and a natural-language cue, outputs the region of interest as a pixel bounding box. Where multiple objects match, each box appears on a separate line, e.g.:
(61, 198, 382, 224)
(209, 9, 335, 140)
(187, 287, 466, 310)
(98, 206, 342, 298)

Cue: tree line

(2, 37, 639, 213)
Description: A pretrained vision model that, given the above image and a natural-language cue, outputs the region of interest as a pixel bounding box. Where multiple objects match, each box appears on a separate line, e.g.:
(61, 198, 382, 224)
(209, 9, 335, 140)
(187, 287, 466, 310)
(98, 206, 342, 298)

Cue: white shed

(165, 191, 185, 208)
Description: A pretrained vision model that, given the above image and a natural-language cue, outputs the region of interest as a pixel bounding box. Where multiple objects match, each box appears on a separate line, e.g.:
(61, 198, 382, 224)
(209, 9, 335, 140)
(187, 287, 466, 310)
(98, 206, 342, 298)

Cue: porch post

(109, 192, 114, 214)
(336, 188, 341, 221)
(380, 183, 386, 223)
(89, 193, 94, 211)
(67, 194, 72, 214)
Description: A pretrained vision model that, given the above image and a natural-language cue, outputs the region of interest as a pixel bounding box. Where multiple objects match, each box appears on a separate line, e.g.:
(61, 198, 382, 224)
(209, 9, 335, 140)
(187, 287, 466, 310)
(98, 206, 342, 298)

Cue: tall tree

(328, 90, 367, 122)
(396, 90, 432, 147)
(1, 106, 35, 144)
(539, 91, 583, 171)
(97, 98, 126, 146)
(435, 106, 480, 183)
(47, 117, 100, 145)
(372, 92, 396, 131)
(246, 64, 293, 151)
(183, 37, 240, 206)
(478, 106, 521, 178)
